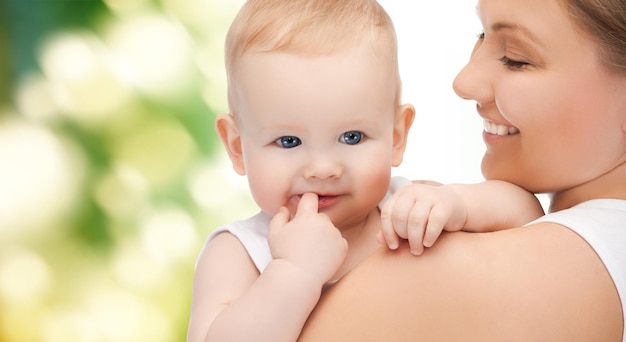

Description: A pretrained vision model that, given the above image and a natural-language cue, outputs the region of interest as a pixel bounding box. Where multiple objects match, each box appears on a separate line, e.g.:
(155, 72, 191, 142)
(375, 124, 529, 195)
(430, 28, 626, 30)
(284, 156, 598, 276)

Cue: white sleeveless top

(529, 199, 626, 341)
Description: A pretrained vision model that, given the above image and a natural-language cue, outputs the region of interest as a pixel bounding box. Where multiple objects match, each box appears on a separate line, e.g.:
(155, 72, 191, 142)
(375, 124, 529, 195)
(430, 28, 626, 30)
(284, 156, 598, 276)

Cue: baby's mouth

(484, 119, 519, 136)
(289, 193, 338, 209)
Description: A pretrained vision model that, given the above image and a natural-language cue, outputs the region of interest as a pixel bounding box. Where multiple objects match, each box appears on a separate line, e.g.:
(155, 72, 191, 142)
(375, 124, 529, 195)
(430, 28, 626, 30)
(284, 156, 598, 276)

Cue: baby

(187, 1, 543, 341)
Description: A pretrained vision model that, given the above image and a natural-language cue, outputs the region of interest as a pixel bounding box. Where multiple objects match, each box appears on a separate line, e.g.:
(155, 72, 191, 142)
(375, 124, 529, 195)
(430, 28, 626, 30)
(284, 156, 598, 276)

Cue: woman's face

(453, 0, 626, 195)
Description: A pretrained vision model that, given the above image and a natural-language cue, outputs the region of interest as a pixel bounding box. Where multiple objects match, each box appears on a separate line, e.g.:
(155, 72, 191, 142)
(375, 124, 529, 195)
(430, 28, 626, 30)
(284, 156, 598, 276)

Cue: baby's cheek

(362, 166, 392, 197)
(246, 174, 284, 216)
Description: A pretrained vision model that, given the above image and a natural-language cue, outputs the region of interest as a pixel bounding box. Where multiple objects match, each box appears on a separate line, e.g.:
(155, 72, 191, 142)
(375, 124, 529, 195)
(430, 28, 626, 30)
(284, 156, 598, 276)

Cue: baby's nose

(303, 154, 343, 180)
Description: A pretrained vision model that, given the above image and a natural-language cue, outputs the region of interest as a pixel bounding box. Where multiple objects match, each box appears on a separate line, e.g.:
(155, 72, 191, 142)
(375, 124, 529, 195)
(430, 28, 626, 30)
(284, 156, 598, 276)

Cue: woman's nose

(452, 63, 475, 100)
(452, 45, 493, 104)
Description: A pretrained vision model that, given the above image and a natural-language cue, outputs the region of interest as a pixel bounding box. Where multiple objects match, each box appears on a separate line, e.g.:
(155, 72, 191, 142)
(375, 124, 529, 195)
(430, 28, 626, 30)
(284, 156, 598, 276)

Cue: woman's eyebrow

(491, 21, 544, 47)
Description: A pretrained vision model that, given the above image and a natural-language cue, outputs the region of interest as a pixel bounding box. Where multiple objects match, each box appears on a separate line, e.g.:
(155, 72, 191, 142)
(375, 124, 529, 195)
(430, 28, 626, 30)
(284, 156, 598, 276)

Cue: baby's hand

(378, 183, 467, 255)
(269, 193, 348, 285)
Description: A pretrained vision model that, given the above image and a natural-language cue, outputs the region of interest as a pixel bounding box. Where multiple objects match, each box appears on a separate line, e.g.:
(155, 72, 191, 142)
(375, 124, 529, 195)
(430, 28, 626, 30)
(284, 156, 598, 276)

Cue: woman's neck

(549, 159, 626, 212)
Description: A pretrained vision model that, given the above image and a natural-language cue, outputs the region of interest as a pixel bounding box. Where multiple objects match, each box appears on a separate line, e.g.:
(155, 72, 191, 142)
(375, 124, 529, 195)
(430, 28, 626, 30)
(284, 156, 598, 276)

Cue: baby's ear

(215, 114, 246, 175)
(391, 103, 415, 166)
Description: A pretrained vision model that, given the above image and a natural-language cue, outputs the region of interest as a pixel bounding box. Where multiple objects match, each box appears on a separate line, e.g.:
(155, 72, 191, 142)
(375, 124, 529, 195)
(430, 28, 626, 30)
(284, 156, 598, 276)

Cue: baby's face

(231, 46, 402, 230)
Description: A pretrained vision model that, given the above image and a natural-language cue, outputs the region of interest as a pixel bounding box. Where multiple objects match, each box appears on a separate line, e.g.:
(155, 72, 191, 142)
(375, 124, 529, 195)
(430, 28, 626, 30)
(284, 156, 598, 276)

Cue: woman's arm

(299, 223, 622, 341)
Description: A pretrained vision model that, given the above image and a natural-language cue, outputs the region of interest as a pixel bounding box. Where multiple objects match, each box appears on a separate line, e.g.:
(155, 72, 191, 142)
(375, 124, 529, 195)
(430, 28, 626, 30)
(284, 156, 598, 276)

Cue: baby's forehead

(232, 45, 397, 93)
(237, 50, 394, 93)
(228, 41, 400, 117)
(233, 75, 397, 132)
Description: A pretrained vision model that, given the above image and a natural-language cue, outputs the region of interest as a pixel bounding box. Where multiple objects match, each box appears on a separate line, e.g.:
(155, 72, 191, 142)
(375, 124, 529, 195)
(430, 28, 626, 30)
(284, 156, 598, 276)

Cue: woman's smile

(483, 119, 519, 136)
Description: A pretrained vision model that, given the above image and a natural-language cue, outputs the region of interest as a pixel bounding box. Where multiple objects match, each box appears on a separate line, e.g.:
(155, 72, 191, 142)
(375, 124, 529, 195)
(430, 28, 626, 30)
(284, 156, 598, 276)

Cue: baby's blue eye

(340, 131, 363, 145)
(276, 136, 301, 148)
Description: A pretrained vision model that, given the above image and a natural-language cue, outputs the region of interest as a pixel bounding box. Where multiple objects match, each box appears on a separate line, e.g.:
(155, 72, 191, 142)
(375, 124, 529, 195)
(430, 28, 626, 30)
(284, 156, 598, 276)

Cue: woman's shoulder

(299, 223, 623, 341)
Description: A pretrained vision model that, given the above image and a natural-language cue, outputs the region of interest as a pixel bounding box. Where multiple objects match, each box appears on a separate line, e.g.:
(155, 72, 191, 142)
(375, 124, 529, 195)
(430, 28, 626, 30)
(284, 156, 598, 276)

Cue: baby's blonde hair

(225, 0, 401, 114)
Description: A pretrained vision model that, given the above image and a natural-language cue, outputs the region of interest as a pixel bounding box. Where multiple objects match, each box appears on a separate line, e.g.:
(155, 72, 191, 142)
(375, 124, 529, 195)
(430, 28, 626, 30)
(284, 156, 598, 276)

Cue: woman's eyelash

(499, 56, 530, 69)
(476, 31, 530, 70)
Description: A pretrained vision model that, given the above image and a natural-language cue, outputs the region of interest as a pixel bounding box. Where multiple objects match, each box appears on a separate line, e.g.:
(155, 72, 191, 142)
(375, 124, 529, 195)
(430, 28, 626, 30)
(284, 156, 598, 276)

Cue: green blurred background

(0, 0, 260, 340)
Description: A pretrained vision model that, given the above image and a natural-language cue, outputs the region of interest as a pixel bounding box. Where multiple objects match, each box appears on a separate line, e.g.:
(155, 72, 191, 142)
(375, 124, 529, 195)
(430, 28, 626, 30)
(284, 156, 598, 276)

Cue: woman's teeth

(484, 120, 520, 136)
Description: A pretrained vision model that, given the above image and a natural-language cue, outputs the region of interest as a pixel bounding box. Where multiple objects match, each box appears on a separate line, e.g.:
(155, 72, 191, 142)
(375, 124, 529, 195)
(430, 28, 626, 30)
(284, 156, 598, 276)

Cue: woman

(298, 0, 626, 340)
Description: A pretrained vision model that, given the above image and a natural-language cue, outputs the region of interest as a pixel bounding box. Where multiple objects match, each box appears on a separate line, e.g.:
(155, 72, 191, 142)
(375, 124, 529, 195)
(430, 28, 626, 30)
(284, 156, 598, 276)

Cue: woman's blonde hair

(225, 0, 400, 113)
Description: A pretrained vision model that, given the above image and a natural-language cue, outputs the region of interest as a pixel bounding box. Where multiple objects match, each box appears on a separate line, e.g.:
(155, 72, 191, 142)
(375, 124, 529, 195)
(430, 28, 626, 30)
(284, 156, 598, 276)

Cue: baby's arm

(379, 180, 544, 255)
(187, 194, 347, 342)
(446, 180, 544, 231)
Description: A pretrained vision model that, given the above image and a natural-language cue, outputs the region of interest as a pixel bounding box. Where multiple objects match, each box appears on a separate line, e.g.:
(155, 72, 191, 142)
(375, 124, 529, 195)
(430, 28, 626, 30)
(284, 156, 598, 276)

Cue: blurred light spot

(163, 0, 245, 35)
(40, 32, 98, 81)
(113, 242, 165, 288)
(199, 46, 229, 113)
(86, 288, 173, 341)
(43, 308, 98, 342)
(141, 207, 197, 263)
(1, 304, 44, 341)
(105, 12, 194, 98)
(189, 16, 231, 114)
(113, 120, 195, 187)
(188, 157, 257, 224)
(0, 120, 84, 237)
(39, 31, 132, 123)
(171, 0, 241, 113)
(93, 163, 148, 220)
(16, 74, 59, 120)
(0, 249, 51, 303)
(103, 0, 150, 14)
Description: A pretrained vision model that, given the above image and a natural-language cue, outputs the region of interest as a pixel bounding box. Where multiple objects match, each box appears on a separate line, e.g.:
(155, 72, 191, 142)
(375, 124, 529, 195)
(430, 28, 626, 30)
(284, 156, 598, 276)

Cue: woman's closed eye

(339, 131, 364, 145)
(499, 56, 530, 70)
(476, 31, 532, 70)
